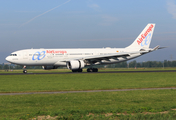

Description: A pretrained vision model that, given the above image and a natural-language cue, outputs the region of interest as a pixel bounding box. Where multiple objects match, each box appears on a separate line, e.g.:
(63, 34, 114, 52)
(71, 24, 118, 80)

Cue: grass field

(0, 69, 176, 119)
(1, 90, 176, 119)
(0, 72, 176, 93)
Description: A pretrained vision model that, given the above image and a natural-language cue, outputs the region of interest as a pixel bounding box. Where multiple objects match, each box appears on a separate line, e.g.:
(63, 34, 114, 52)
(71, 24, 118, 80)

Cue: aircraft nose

(5, 56, 11, 62)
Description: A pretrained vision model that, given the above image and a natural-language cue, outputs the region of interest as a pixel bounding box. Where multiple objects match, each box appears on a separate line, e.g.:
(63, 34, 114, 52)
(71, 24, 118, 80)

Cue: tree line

(1, 60, 176, 70)
(104, 60, 176, 68)
(0, 64, 42, 70)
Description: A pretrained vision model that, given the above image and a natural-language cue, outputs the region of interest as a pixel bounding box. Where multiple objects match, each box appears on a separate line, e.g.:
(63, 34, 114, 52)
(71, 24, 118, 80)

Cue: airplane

(6, 23, 163, 73)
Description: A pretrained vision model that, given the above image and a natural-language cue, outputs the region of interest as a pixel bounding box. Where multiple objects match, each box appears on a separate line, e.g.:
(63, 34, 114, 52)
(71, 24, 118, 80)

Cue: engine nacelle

(66, 60, 85, 70)
(42, 66, 58, 70)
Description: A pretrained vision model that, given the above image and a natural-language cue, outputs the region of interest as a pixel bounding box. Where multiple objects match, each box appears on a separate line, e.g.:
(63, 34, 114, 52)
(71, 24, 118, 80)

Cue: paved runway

(0, 70, 176, 75)
(0, 87, 176, 96)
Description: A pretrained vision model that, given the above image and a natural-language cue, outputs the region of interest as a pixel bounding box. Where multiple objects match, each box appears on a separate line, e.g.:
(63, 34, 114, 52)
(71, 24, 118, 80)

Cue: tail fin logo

(137, 24, 154, 46)
(141, 33, 151, 46)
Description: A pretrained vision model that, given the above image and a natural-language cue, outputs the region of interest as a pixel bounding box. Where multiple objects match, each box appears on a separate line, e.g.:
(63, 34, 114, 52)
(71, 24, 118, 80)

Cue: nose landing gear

(23, 66, 27, 74)
(23, 69, 27, 73)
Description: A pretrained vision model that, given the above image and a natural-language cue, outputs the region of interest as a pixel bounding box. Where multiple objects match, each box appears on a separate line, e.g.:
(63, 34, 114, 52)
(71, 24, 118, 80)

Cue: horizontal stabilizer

(153, 45, 160, 51)
(158, 46, 168, 49)
(151, 45, 167, 51)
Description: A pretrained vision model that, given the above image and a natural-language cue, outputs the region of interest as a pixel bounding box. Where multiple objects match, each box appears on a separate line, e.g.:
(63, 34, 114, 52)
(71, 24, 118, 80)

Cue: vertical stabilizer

(126, 23, 155, 50)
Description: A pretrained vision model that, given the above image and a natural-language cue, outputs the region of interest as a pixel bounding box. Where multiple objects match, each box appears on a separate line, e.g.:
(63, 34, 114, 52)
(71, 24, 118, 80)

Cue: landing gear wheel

(87, 68, 91, 72)
(23, 69, 27, 74)
(72, 69, 83, 72)
(78, 69, 83, 72)
(93, 68, 98, 72)
(72, 70, 76, 72)
(87, 68, 98, 72)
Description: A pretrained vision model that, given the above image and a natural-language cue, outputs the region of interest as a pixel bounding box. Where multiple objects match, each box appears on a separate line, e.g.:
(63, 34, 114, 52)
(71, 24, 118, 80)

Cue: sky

(0, 0, 176, 63)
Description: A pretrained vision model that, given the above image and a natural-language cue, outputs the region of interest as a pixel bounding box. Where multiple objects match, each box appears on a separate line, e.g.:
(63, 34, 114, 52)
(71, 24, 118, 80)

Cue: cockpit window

(10, 54, 17, 56)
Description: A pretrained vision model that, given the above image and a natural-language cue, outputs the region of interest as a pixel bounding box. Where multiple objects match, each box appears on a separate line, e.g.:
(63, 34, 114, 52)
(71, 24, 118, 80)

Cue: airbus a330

(6, 23, 163, 73)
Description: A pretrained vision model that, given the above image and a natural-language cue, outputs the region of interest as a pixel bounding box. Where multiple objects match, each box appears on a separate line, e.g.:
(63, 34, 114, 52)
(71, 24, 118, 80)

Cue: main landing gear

(23, 66, 27, 74)
(71, 68, 98, 72)
(87, 68, 98, 72)
(72, 69, 83, 72)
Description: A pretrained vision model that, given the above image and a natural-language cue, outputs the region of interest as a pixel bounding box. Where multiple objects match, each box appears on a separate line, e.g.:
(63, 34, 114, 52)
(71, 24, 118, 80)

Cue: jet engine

(66, 60, 85, 70)
(42, 66, 58, 70)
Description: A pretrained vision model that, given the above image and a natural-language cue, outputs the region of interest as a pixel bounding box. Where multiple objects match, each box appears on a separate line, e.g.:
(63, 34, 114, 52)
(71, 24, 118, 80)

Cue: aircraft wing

(83, 51, 149, 63)
(83, 45, 166, 61)
(63, 51, 148, 63)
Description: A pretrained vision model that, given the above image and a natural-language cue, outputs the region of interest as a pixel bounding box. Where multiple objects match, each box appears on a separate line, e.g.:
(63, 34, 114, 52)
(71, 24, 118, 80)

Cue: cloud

(167, 0, 176, 19)
(20, 0, 71, 27)
(99, 15, 118, 26)
(87, 2, 100, 11)
(88, 4, 100, 9)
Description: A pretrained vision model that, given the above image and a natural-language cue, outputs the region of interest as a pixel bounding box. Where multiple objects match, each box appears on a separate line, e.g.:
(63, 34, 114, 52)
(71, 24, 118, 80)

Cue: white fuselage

(5, 47, 141, 67)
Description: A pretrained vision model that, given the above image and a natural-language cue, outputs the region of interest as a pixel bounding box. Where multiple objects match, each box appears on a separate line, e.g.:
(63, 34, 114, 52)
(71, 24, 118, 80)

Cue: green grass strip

(0, 72, 176, 93)
(0, 89, 176, 119)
